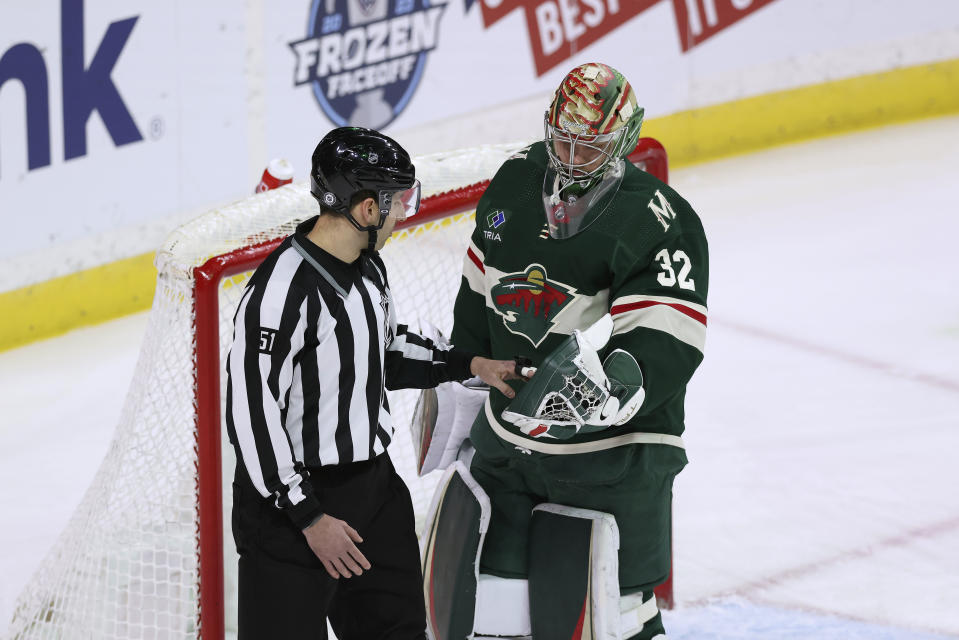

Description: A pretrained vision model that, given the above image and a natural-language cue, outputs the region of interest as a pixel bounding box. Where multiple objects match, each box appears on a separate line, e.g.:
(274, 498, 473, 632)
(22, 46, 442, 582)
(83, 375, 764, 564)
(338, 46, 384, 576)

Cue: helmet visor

(380, 179, 421, 222)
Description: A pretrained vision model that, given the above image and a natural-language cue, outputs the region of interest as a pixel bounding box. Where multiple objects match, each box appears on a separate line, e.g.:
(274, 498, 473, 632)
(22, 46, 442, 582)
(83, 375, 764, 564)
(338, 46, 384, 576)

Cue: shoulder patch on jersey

(508, 145, 532, 160)
(484, 209, 507, 242)
(647, 189, 677, 232)
(491, 264, 576, 347)
(487, 210, 507, 229)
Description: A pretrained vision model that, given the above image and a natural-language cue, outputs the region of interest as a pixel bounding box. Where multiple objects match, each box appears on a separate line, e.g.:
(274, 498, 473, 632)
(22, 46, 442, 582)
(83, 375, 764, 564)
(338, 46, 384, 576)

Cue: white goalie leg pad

(473, 574, 532, 638)
(619, 592, 660, 639)
(528, 504, 622, 640)
(421, 462, 490, 640)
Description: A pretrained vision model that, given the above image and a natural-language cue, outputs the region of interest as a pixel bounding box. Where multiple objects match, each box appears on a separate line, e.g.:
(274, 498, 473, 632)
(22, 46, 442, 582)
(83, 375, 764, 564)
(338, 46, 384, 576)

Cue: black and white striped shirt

(226, 216, 474, 529)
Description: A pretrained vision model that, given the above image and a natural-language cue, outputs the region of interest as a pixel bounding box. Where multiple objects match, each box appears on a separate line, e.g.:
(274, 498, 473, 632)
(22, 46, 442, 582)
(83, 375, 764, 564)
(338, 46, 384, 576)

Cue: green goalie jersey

(451, 141, 708, 459)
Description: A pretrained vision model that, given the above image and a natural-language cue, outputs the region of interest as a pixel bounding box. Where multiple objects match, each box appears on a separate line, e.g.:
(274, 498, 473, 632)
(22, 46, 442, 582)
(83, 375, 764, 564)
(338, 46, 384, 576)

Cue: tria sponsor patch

(488, 210, 507, 229)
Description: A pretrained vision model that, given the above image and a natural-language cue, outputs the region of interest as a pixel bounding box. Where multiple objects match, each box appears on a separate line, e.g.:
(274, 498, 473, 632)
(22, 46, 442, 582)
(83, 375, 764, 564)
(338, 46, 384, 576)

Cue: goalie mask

(501, 314, 646, 440)
(543, 63, 643, 240)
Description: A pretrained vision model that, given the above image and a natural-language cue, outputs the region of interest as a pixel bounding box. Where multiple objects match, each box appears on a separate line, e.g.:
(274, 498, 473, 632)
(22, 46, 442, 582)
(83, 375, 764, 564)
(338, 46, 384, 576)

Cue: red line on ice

(689, 514, 959, 606)
(715, 318, 959, 394)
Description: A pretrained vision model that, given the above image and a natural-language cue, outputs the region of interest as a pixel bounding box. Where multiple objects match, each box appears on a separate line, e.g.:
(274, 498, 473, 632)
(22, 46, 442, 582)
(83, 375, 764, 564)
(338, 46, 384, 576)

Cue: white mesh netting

(8, 143, 526, 640)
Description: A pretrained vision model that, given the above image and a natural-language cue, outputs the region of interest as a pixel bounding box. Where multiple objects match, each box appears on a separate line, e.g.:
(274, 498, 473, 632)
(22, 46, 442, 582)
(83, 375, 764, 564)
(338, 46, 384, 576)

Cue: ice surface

(664, 598, 955, 639)
(2, 115, 958, 638)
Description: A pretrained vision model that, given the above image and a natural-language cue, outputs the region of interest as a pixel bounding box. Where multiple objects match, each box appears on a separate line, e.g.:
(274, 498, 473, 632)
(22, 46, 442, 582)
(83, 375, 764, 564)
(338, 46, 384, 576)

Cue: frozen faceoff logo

(290, 0, 445, 129)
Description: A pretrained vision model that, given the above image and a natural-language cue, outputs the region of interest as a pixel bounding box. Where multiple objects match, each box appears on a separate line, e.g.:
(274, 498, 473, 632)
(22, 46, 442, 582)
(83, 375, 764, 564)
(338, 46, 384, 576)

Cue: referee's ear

(352, 197, 378, 226)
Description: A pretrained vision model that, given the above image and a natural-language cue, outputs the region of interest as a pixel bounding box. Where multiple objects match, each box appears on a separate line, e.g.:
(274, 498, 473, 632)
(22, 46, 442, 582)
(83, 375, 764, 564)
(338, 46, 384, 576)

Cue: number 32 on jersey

(655, 249, 696, 291)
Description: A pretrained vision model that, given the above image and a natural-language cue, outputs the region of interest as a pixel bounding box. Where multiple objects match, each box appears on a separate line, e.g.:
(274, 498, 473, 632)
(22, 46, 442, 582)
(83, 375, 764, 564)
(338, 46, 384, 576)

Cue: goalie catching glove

(501, 314, 645, 439)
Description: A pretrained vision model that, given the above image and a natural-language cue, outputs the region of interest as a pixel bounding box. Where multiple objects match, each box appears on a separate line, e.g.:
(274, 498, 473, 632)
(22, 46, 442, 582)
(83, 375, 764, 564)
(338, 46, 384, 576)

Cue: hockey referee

(226, 127, 522, 639)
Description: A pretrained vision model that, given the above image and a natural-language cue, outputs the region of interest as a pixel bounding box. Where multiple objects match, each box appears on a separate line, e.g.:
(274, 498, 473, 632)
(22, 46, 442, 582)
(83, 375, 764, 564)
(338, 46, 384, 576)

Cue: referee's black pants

(233, 452, 426, 640)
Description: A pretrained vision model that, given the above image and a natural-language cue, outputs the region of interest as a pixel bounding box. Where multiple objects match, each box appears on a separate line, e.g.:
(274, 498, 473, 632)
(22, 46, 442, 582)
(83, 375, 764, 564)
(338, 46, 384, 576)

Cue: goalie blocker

(422, 464, 664, 640)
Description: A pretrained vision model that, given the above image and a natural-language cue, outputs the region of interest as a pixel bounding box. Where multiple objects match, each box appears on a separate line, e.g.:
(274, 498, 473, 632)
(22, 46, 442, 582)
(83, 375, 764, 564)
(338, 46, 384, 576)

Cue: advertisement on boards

(289, 0, 447, 130)
(2, 0, 957, 288)
(279, 0, 788, 135)
(0, 0, 248, 271)
(268, 0, 958, 159)
(267, 0, 806, 163)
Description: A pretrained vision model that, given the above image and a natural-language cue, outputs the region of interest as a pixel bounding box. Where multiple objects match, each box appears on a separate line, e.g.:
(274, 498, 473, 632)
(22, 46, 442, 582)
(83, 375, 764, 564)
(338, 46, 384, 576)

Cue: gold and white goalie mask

(543, 62, 644, 239)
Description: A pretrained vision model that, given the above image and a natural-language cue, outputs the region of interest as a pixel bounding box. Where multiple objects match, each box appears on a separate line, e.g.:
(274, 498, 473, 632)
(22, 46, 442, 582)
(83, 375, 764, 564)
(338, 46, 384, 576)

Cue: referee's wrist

(285, 495, 324, 531)
(447, 347, 477, 381)
(302, 512, 325, 531)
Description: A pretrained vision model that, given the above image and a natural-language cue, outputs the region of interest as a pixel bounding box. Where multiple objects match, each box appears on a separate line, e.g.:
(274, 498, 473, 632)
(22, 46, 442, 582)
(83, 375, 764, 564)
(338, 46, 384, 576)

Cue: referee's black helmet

(310, 127, 415, 219)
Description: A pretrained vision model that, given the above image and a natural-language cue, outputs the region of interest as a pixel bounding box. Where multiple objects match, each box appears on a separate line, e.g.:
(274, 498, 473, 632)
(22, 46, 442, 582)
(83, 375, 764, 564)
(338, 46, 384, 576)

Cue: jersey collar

(293, 216, 358, 296)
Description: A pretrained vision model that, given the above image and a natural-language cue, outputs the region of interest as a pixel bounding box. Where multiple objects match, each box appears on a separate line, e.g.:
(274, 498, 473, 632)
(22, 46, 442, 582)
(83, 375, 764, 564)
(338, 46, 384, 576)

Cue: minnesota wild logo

(491, 264, 575, 346)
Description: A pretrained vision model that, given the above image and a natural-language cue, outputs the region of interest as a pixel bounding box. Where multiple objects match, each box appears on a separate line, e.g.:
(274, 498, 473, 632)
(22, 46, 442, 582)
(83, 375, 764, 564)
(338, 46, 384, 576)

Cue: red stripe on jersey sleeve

(467, 248, 486, 274)
(610, 300, 707, 326)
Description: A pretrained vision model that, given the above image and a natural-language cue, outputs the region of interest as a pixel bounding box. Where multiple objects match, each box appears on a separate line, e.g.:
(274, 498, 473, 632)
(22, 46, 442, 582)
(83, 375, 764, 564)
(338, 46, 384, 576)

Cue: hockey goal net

(9, 139, 670, 640)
